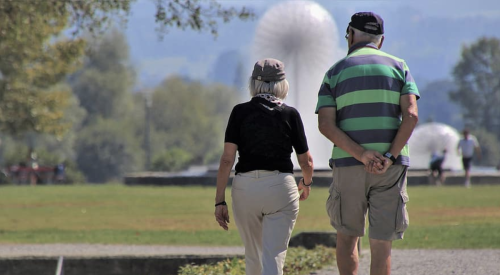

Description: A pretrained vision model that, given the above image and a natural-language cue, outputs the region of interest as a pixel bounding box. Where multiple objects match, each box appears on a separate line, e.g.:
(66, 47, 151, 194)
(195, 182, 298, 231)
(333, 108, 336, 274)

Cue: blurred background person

(429, 149, 447, 185)
(457, 129, 481, 188)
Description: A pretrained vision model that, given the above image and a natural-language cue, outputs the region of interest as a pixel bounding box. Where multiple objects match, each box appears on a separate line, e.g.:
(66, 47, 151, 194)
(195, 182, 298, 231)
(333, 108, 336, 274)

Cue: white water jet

(408, 122, 462, 170)
(252, 0, 343, 169)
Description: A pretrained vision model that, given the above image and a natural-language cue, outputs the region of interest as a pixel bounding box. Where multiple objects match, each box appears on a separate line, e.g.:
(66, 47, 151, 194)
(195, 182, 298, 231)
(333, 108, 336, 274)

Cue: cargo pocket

(395, 192, 409, 233)
(326, 186, 342, 228)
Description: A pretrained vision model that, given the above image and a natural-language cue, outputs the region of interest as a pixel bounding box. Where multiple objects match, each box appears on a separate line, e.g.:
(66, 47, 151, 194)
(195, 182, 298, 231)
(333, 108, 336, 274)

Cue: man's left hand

(366, 158, 392, 174)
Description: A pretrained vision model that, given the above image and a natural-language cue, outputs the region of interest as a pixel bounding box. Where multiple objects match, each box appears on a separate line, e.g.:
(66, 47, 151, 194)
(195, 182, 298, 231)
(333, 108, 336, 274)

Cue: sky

(120, 0, 500, 169)
(123, 0, 500, 87)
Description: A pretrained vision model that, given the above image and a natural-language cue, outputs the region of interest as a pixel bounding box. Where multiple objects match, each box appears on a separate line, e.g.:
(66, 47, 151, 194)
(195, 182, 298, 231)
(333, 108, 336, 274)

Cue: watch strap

(384, 152, 397, 164)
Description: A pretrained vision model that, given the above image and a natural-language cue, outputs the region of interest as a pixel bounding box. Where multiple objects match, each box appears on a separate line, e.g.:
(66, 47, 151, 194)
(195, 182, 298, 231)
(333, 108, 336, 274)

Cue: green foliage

(0, 0, 253, 183)
(0, 0, 131, 136)
(70, 29, 136, 125)
(151, 147, 192, 172)
(154, 0, 254, 38)
(149, 77, 239, 166)
(417, 79, 463, 129)
(178, 246, 335, 275)
(75, 119, 144, 183)
(69, 28, 142, 182)
(61, 160, 86, 184)
(451, 37, 500, 140)
(470, 128, 500, 166)
(283, 246, 335, 274)
(179, 258, 246, 275)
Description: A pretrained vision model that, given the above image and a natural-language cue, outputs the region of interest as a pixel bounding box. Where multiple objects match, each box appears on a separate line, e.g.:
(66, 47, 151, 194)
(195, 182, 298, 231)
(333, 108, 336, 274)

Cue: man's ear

(378, 36, 385, 49)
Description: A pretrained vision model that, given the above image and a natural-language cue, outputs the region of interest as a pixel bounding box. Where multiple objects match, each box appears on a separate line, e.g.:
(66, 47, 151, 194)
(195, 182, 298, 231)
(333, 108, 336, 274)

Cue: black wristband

(215, 201, 227, 207)
(301, 178, 313, 187)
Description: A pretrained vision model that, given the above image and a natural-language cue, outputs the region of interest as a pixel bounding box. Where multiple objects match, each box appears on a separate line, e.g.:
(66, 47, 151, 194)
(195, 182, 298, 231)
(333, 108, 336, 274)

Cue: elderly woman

(214, 58, 314, 275)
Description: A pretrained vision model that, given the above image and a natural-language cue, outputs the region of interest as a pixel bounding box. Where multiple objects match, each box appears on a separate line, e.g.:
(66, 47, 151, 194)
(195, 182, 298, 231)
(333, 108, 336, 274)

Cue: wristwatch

(383, 152, 397, 164)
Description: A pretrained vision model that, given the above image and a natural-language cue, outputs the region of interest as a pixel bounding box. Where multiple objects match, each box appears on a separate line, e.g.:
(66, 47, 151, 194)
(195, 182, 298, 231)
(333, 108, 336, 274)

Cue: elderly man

(316, 12, 420, 275)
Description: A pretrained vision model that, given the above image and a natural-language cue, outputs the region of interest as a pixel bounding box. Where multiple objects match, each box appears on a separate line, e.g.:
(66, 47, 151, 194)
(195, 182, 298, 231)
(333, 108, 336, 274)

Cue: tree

(75, 119, 144, 183)
(149, 76, 238, 167)
(472, 128, 500, 167)
(451, 37, 500, 138)
(418, 79, 463, 129)
(70, 29, 135, 125)
(154, 0, 253, 38)
(0, 0, 253, 136)
(70, 29, 146, 181)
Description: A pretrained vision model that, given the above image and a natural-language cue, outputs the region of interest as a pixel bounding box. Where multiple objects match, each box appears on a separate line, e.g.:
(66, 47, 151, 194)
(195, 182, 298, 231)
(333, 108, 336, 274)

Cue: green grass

(0, 184, 499, 248)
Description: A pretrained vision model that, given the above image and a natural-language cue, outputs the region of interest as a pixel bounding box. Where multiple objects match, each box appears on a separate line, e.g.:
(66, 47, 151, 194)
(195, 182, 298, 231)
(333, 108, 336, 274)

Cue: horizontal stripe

(332, 155, 410, 167)
(344, 129, 399, 144)
(331, 144, 410, 162)
(327, 51, 406, 80)
(332, 147, 410, 158)
(336, 75, 403, 97)
(316, 95, 336, 113)
(338, 102, 400, 120)
(318, 82, 332, 96)
(402, 82, 420, 99)
(333, 143, 393, 159)
(336, 64, 405, 85)
(339, 117, 401, 131)
(337, 90, 401, 109)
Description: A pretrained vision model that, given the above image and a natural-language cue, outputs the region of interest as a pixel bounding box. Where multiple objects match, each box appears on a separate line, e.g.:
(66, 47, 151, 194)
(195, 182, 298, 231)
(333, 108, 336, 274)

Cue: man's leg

(369, 238, 392, 275)
(367, 166, 407, 275)
(336, 232, 359, 275)
(462, 158, 472, 187)
(439, 169, 446, 185)
(465, 168, 471, 187)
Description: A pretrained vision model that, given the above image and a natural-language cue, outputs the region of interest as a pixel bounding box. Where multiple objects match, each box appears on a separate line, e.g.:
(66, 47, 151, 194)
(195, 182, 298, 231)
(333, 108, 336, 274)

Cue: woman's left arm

(214, 142, 237, 230)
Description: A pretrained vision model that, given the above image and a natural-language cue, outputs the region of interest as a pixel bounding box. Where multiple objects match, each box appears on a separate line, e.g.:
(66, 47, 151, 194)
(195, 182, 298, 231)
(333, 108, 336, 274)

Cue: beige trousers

(231, 170, 300, 275)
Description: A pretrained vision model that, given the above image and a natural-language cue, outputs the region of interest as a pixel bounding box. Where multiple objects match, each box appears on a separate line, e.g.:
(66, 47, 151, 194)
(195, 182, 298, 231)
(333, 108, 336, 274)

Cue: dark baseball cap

(348, 12, 384, 35)
(251, 58, 286, 82)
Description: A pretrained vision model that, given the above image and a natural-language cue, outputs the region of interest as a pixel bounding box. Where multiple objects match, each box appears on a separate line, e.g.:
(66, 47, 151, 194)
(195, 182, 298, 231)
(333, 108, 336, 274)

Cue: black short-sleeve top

(224, 96, 309, 174)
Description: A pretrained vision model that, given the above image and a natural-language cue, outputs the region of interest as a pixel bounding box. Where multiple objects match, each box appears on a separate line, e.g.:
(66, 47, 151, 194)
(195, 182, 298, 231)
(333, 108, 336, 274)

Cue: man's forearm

(319, 121, 365, 162)
(387, 116, 418, 158)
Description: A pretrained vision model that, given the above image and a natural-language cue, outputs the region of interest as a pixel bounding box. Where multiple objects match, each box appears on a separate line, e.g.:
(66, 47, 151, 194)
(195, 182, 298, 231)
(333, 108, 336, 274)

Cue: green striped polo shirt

(315, 42, 420, 167)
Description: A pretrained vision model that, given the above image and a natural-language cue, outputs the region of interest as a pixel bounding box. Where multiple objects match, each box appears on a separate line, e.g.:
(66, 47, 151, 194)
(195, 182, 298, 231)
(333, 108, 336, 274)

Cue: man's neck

(348, 41, 379, 55)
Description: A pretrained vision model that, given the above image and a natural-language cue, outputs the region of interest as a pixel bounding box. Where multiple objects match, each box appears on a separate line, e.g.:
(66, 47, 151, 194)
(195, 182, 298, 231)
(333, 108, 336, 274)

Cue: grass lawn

(0, 183, 499, 248)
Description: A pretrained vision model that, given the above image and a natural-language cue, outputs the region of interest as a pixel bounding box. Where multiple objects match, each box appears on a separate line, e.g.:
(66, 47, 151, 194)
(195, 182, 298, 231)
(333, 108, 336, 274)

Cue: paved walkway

(0, 245, 499, 274)
(0, 244, 244, 258)
(313, 249, 500, 275)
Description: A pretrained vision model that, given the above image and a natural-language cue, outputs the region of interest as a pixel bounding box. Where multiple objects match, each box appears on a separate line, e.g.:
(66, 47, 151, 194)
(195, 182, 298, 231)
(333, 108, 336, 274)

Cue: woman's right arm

(297, 151, 313, 201)
(214, 142, 237, 230)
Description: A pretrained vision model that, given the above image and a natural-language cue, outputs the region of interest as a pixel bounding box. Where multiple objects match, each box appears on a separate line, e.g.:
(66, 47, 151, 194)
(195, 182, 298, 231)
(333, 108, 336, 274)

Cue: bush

(151, 148, 192, 172)
(179, 258, 245, 275)
(178, 246, 335, 275)
(75, 119, 144, 183)
(471, 128, 500, 167)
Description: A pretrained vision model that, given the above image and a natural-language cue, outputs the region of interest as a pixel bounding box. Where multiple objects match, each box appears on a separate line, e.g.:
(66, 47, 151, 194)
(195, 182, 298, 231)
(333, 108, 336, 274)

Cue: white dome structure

(409, 122, 462, 170)
(252, 0, 343, 168)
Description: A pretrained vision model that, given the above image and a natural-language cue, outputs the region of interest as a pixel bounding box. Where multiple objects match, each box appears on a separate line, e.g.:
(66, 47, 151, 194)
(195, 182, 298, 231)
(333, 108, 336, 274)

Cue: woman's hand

(298, 178, 311, 201)
(214, 204, 230, 230)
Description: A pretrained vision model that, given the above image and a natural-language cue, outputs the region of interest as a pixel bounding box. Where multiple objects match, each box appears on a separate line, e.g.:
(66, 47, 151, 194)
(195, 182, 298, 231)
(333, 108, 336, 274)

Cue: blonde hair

(249, 77, 289, 99)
